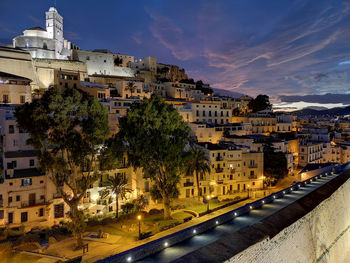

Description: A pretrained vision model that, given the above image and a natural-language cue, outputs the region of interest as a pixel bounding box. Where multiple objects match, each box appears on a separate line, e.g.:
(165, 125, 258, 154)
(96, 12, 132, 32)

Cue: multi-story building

(298, 141, 323, 167)
(0, 105, 70, 229)
(115, 80, 151, 99)
(72, 49, 135, 78)
(248, 110, 277, 135)
(129, 57, 157, 74)
(179, 142, 263, 199)
(0, 72, 31, 104)
(322, 142, 350, 164)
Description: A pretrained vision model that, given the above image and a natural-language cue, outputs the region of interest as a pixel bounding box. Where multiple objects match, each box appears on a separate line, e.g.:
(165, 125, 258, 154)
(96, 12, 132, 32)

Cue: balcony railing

(217, 180, 224, 184)
(216, 156, 223, 161)
(215, 168, 224, 173)
(248, 164, 258, 168)
(230, 169, 236, 174)
(248, 175, 258, 179)
(21, 199, 46, 208)
(184, 182, 194, 187)
(53, 193, 62, 199)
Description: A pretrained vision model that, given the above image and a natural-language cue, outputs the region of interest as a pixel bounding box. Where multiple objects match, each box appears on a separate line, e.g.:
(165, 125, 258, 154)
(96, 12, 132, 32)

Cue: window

(40, 195, 45, 200)
(54, 203, 64, 218)
(8, 196, 12, 203)
(20, 96, 25, 104)
(40, 180, 44, 184)
(21, 178, 32, 186)
(16, 195, 20, 202)
(39, 208, 44, 217)
(3, 94, 9, 103)
(9, 125, 14, 134)
(30, 159, 35, 167)
(0, 210, 3, 219)
(21, 212, 28, 222)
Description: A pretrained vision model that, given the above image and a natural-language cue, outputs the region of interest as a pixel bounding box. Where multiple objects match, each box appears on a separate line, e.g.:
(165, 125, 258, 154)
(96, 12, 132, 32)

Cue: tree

(263, 139, 288, 185)
(184, 146, 210, 200)
(15, 86, 110, 248)
(248, 94, 272, 113)
(107, 174, 131, 218)
(117, 95, 190, 219)
(126, 82, 137, 98)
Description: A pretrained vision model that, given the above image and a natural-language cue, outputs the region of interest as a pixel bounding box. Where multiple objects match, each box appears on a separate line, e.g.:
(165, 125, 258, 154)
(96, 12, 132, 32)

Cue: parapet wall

(226, 170, 350, 263)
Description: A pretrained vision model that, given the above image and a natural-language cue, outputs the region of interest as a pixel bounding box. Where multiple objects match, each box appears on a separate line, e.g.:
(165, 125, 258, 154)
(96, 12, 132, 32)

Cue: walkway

(137, 172, 341, 262)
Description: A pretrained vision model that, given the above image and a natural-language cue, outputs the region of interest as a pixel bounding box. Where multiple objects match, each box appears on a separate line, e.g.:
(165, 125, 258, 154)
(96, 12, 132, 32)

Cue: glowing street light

(206, 195, 211, 212)
(164, 242, 169, 247)
(137, 215, 142, 240)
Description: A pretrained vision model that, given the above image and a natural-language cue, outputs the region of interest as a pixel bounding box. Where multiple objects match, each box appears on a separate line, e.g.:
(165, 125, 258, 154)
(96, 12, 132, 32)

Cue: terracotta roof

(27, 26, 46, 31)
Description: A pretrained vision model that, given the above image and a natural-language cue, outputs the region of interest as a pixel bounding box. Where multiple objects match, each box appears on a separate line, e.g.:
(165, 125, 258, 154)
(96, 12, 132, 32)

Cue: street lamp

(137, 215, 142, 240)
(206, 195, 211, 212)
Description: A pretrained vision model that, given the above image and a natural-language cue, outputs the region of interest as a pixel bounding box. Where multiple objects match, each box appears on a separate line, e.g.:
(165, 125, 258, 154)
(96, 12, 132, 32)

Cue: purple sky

(1, 0, 350, 101)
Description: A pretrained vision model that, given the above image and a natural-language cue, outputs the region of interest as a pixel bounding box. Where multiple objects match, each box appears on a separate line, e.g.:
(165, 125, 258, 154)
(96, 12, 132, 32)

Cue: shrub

(148, 209, 162, 215)
(234, 196, 241, 201)
(121, 202, 134, 214)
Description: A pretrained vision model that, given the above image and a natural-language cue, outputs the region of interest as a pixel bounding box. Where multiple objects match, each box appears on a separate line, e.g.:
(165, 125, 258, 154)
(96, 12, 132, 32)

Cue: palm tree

(184, 146, 211, 200)
(107, 174, 132, 218)
(126, 82, 137, 98)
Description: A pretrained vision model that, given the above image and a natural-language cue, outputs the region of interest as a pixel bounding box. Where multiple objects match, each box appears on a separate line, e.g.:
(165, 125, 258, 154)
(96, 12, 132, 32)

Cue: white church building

(13, 7, 78, 60)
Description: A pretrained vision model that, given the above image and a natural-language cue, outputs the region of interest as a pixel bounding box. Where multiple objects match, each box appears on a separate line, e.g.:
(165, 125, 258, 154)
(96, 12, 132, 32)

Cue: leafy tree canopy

(248, 94, 272, 113)
(117, 95, 190, 219)
(15, 86, 110, 247)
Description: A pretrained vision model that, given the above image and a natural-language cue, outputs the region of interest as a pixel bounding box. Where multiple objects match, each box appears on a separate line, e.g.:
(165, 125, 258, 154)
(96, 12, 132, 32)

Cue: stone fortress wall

(227, 169, 350, 263)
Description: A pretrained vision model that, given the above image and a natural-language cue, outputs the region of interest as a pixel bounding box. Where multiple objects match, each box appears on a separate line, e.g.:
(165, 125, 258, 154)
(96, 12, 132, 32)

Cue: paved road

(137, 173, 341, 263)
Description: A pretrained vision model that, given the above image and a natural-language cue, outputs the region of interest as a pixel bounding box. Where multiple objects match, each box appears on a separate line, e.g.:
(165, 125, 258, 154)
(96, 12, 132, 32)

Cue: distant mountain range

(279, 93, 350, 104)
(212, 88, 245, 98)
(288, 105, 350, 116)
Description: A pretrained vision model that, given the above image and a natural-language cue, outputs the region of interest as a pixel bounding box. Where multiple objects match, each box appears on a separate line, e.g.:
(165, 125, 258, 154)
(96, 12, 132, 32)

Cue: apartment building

(0, 72, 31, 104)
(248, 110, 277, 135)
(298, 141, 323, 167)
(179, 142, 263, 199)
(322, 142, 350, 164)
(115, 80, 151, 99)
(0, 106, 70, 229)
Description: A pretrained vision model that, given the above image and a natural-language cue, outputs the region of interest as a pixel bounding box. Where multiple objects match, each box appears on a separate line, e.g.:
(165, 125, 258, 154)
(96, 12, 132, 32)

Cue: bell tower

(45, 7, 64, 58)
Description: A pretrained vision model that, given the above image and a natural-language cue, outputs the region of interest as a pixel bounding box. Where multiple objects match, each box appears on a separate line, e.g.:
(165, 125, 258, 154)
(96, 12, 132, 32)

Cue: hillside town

(0, 7, 350, 261)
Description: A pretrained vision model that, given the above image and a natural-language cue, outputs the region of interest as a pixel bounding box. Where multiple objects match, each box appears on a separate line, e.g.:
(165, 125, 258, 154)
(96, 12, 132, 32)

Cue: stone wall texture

(226, 177, 350, 263)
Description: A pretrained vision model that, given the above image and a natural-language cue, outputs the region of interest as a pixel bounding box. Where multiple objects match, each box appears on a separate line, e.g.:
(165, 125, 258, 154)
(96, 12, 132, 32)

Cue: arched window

(43, 43, 48, 50)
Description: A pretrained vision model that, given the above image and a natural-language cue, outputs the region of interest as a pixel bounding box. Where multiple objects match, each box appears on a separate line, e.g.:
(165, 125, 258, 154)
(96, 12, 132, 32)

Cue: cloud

(28, 15, 43, 25)
(190, 1, 350, 97)
(0, 23, 16, 34)
(148, 11, 195, 61)
(65, 30, 81, 40)
(132, 31, 143, 45)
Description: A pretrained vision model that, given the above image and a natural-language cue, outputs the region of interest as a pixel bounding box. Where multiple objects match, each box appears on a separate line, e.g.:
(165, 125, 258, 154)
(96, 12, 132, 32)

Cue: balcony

(215, 168, 224, 173)
(217, 180, 224, 184)
(21, 199, 46, 208)
(230, 169, 236, 174)
(184, 182, 194, 187)
(248, 164, 258, 168)
(53, 193, 62, 199)
(248, 175, 258, 179)
(216, 156, 223, 161)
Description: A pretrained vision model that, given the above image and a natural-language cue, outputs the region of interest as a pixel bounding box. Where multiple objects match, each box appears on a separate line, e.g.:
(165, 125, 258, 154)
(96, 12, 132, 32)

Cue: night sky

(1, 0, 350, 107)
